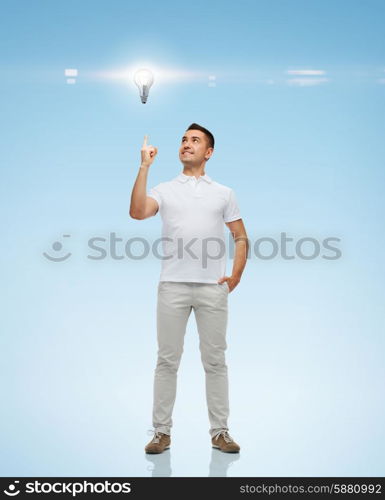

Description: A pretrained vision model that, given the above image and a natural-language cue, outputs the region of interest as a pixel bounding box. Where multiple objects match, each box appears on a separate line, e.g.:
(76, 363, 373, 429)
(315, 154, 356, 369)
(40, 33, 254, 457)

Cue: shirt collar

(176, 172, 212, 184)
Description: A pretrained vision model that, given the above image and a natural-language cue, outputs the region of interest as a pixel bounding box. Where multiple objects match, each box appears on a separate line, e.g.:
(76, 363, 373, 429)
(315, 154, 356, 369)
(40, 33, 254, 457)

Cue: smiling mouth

(182, 152, 193, 154)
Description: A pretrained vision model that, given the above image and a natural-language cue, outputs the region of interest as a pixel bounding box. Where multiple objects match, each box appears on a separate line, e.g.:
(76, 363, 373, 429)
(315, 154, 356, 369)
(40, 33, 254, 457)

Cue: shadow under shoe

(145, 430, 171, 454)
(209, 447, 240, 476)
(145, 452, 172, 477)
(211, 430, 240, 453)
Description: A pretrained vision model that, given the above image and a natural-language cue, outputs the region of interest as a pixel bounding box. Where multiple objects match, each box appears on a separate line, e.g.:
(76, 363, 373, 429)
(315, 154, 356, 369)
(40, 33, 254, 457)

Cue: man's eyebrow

(182, 135, 201, 140)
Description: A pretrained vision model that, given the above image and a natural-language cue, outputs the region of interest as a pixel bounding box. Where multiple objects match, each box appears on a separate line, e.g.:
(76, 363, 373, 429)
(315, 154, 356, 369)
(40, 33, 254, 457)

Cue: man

(130, 123, 248, 454)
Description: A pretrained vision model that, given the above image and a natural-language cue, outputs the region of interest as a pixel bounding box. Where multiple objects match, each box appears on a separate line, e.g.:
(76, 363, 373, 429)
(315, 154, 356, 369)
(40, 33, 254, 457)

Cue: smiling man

(130, 123, 248, 454)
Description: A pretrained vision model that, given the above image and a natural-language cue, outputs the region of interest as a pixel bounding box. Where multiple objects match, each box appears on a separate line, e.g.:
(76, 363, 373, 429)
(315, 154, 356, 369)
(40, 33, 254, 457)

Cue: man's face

(179, 129, 213, 165)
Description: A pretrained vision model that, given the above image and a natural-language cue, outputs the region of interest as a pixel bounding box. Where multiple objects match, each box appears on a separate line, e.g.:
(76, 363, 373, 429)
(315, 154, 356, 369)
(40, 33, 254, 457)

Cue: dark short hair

(186, 123, 215, 149)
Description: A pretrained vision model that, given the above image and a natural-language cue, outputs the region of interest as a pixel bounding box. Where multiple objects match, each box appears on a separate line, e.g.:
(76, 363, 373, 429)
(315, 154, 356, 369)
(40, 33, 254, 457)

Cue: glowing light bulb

(133, 68, 154, 104)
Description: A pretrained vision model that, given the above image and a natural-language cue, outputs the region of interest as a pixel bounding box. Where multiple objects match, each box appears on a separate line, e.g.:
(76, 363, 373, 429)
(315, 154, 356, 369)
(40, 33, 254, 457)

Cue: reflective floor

(145, 449, 240, 477)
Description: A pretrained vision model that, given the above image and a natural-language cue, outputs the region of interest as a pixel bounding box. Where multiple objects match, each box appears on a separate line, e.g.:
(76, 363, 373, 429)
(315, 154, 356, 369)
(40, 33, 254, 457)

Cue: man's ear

(205, 147, 214, 161)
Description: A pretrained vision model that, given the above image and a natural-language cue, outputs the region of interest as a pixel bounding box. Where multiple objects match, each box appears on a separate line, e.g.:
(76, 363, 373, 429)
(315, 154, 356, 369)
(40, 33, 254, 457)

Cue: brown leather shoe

(211, 430, 240, 453)
(145, 431, 171, 454)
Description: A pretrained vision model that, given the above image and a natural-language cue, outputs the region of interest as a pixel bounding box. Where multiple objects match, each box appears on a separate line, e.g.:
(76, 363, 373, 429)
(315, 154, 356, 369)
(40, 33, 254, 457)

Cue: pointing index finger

(142, 135, 148, 147)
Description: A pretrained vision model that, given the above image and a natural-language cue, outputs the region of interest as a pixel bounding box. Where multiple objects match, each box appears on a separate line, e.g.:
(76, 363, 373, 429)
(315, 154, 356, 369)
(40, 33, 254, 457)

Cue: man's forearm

(130, 135, 158, 218)
(231, 238, 249, 279)
(130, 165, 149, 218)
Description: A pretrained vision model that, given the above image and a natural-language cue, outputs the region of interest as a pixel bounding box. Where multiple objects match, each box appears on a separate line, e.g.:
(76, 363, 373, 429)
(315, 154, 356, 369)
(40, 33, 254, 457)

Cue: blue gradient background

(1, 0, 384, 477)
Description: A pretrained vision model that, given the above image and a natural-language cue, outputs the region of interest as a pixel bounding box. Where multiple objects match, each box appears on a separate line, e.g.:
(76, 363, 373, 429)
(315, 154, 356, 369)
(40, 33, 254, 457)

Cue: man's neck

(182, 164, 206, 179)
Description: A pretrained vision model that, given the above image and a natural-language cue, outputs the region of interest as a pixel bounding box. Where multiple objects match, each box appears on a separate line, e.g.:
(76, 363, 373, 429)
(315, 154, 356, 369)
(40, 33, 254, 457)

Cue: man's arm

(129, 135, 159, 220)
(218, 219, 249, 292)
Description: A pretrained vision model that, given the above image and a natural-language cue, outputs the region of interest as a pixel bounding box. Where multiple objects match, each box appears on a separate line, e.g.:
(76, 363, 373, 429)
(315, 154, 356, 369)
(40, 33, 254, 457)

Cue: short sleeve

(148, 185, 162, 211)
(223, 189, 241, 223)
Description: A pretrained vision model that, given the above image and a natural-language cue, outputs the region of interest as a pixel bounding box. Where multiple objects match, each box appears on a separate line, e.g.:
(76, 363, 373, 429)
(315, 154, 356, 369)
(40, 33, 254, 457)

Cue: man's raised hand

(141, 135, 158, 168)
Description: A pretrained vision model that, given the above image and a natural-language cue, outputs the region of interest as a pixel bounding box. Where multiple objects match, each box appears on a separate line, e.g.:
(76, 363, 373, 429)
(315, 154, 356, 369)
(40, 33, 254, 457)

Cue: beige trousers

(152, 281, 231, 438)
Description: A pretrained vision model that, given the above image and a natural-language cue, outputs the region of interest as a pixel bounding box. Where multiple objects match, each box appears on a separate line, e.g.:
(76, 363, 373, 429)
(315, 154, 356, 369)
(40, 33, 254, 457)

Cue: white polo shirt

(148, 172, 241, 283)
